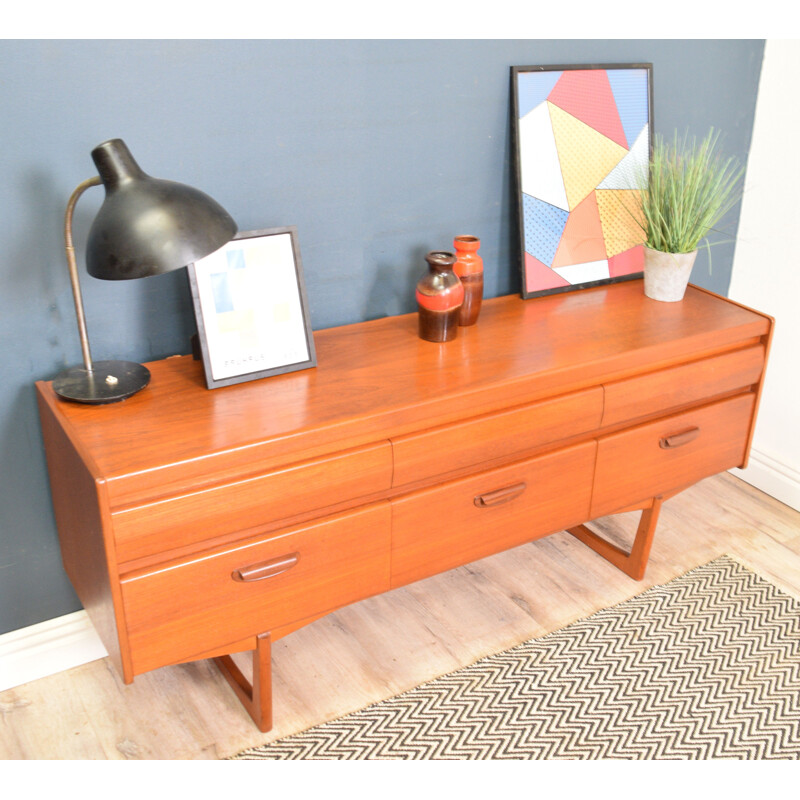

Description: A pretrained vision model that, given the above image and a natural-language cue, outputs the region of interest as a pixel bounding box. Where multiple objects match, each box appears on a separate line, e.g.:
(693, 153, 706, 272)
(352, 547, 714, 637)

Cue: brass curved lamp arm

(55, 170, 156, 404)
(64, 175, 102, 373)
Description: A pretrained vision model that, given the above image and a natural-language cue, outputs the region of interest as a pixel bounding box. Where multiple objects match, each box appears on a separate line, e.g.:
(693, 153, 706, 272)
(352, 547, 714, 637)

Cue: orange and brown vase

(453, 236, 483, 326)
(416, 251, 464, 343)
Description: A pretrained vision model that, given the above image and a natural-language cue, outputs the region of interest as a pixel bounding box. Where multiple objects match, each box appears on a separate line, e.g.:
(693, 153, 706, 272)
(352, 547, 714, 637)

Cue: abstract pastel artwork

(188, 226, 316, 389)
(511, 64, 653, 298)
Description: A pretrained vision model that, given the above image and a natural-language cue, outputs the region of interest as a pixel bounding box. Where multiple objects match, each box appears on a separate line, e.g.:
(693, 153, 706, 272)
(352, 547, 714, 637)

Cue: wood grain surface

(35, 282, 770, 509)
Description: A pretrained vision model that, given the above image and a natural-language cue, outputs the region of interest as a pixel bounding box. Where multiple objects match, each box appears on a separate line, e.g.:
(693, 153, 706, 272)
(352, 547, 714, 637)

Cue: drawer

(111, 441, 393, 563)
(602, 345, 764, 427)
(120, 502, 391, 675)
(591, 392, 756, 518)
(391, 440, 597, 588)
(391, 387, 602, 487)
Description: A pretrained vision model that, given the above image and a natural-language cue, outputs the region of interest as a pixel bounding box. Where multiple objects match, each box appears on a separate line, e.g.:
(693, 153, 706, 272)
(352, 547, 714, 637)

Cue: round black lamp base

(53, 360, 151, 404)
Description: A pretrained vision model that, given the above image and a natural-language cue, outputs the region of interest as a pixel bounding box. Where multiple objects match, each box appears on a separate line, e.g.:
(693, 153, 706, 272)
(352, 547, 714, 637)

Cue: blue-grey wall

(0, 40, 765, 635)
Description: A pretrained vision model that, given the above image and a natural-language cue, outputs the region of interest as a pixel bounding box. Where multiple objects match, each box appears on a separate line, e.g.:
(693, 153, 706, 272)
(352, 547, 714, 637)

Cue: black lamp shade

(86, 139, 237, 280)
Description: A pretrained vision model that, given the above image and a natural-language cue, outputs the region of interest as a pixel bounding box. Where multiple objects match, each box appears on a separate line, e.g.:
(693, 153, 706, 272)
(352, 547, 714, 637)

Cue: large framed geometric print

(511, 64, 653, 298)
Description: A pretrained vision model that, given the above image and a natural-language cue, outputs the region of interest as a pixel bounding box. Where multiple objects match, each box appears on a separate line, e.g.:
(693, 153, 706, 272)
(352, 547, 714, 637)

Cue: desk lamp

(53, 138, 237, 404)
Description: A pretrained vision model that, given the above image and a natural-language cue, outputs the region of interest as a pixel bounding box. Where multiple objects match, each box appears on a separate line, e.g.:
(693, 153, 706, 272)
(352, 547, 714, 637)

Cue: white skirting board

(730, 447, 800, 513)
(0, 610, 108, 693)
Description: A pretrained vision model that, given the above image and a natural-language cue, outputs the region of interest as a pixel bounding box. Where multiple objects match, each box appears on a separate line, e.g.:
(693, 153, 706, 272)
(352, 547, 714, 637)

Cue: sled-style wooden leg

(214, 632, 272, 732)
(567, 496, 664, 581)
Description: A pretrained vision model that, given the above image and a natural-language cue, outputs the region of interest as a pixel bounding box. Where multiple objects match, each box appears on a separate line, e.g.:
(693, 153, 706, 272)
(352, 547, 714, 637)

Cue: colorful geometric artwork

(512, 64, 653, 298)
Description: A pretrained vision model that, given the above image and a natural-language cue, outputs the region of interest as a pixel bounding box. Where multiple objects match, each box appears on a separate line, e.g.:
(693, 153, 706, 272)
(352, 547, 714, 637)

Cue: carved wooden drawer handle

(474, 482, 527, 508)
(659, 427, 700, 449)
(232, 552, 300, 582)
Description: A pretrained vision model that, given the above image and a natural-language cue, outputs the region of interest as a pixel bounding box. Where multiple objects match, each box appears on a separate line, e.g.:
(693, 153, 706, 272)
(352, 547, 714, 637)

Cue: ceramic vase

(416, 251, 464, 342)
(643, 246, 698, 302)
(453, 236, 483, 326)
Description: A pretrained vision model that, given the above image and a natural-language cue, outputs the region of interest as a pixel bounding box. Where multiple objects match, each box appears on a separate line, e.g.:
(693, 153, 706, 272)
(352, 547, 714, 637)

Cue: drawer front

(591, 393, 756, 518)
(391, 441, 597, 588)
(121, 503, 391, 675)
(391, 387, 602, 487)
(112, 441, 392, 564)
(602, 345, 764, 427)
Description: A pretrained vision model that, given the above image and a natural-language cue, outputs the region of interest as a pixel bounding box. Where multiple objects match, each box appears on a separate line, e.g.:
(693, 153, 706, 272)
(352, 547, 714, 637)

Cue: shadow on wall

(365, 243, 437, 322)
(0, 384, 81, 634)
(7, 171, 75, 375)
(0, 171, 82, 633)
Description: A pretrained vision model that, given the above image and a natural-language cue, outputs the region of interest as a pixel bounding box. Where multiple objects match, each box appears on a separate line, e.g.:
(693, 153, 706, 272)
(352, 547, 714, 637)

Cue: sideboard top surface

(36, 280, 770, 505)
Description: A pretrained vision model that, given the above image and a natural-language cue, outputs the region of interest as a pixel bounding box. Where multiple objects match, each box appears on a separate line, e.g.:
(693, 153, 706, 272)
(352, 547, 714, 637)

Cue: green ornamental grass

(637, 129, 744, 255)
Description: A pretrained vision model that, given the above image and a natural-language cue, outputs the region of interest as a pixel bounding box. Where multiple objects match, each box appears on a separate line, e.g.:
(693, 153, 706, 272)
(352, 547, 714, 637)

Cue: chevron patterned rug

(231, 556, 800, 759)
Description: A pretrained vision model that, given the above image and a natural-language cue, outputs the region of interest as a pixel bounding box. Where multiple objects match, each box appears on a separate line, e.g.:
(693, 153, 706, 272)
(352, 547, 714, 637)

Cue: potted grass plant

(635, 128, 744, 302)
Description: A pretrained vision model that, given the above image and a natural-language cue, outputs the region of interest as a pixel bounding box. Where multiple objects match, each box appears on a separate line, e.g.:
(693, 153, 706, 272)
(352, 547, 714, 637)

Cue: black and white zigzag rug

(231, 556, 800, 759)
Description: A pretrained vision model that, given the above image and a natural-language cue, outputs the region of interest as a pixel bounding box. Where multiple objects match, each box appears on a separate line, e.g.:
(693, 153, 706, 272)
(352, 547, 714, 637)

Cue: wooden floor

(2, 472, 799, 760)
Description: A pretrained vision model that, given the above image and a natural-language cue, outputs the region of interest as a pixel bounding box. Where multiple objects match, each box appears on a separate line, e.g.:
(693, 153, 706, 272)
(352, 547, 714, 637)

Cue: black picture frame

(188, 226, 317, 389)
(511, 63, 654, 299)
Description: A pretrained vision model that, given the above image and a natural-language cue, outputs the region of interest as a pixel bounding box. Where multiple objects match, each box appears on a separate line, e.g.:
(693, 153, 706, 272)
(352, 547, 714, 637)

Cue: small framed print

(188, 226, 317, 389)
(511, 63, 653, 298)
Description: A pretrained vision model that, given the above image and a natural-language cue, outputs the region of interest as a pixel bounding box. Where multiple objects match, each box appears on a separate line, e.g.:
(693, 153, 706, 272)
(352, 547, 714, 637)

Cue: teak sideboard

(37, 281, 773, 732)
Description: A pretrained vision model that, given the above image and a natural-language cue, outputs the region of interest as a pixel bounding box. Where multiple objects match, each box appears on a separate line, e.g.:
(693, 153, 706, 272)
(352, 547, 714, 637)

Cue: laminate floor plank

(0, 669, 107, 760)
(2, 473, 798, 760)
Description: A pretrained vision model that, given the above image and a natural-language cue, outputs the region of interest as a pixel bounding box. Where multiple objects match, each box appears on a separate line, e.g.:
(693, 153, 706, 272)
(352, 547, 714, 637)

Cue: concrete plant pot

(642, 246, 698, 302)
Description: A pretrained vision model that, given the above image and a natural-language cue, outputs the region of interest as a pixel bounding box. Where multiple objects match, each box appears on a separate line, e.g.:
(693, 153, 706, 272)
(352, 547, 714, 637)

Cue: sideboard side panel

(36, 387, 128, 679)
